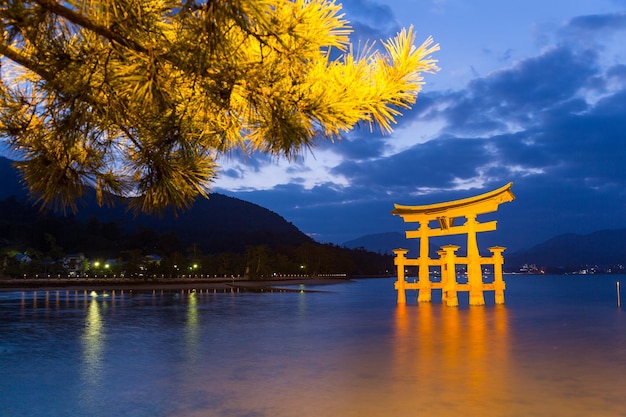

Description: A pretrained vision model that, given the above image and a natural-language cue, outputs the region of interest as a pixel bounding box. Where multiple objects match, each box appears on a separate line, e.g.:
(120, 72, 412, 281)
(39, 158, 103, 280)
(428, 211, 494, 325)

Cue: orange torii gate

(391, 183, 515, 306)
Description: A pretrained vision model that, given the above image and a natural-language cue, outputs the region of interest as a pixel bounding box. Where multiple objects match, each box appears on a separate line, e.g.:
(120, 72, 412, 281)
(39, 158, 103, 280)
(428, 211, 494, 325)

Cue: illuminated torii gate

(391, 183, 515, 306)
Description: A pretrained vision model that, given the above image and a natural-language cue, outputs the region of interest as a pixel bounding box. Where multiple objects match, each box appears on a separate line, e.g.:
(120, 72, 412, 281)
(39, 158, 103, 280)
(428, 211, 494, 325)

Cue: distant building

(63, 253, 86, 276)
(15, 253, 32, 264)
(143, 254, 162, 266)
(137, 254, 162, 276)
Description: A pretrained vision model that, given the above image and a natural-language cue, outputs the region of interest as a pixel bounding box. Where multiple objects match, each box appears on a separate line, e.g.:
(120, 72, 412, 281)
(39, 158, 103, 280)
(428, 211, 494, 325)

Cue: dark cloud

(558, 12, 626, 48)
(396, 46, 600, 137)
(566, 12, 626, 32)
(217, 149, 275, 173)
(220, 167, 243, 180)
(386, 92, 443, 126)
(607, 64, 626, 81)
(544, 91, 626, 184)
(323, 132, 388, 161)
(339, 0, 400, 40)
(464, 46, 598, 120)
(332, 135, 492, 189)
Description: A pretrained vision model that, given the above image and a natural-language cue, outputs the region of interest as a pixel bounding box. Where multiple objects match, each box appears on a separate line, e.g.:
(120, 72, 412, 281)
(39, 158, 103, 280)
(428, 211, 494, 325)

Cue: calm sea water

(1, 275, 625, 417)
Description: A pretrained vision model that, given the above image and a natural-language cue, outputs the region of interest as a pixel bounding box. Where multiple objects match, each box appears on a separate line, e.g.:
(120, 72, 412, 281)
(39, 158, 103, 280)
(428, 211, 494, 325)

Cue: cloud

(565, 12, 626, 32)
(464, 46, 598, 122)
(338, 0, 400, 40)
(321, 131, 389, 161)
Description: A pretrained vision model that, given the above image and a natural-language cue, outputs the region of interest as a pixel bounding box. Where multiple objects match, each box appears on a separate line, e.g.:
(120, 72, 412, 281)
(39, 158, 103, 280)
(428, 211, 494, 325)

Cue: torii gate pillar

(393, 249, 409, 304)
(489, 246, 507, 304)
(466, 213, 485, 306)
(441, 244, 460, 307)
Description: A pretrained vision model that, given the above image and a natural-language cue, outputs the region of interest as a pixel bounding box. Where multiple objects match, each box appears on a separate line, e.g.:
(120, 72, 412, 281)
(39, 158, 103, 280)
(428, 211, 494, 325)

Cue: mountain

(343, 232, 412, 254)
(342, 232, 468, 257)
(0, 157, 312, 253)
(505, 229, 626, 271)
(76, 192, 313, 253)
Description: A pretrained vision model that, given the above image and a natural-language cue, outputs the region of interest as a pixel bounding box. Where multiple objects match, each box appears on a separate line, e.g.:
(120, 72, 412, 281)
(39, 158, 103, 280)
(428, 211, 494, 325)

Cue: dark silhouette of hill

(505, 229, 626, 271)
(343, 232, 412, 255)
(0, 156, 311, 253)
(79, 193, 312, 253)
(343, 232, 469, 257)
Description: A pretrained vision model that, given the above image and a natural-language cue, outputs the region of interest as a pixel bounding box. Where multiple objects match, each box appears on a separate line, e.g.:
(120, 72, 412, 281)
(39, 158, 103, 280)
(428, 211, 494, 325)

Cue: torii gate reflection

(391, 183, 515, 306)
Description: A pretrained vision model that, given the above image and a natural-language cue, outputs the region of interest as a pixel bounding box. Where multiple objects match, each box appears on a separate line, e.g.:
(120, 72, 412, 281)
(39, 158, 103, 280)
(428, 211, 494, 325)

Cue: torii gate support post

(442, 244, 460, 307)
(437, 249, 447, 304)
(393, 249, 409, 304)
(489, 246, 506, 304)
(466, 214, 485, 306)
(417, 220, 432, 302)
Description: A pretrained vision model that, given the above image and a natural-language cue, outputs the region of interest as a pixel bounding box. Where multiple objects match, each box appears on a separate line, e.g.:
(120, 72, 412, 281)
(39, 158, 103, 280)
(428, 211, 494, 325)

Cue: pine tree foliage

(0, 0, 439, 213)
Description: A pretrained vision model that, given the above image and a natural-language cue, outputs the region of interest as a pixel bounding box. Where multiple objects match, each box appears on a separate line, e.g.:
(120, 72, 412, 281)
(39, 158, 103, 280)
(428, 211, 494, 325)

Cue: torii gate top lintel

(391, 182, 515, 221)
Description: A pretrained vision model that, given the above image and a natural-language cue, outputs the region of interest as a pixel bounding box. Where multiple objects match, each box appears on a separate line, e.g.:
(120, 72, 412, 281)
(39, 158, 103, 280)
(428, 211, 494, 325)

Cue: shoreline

(0, 276, 355, 293)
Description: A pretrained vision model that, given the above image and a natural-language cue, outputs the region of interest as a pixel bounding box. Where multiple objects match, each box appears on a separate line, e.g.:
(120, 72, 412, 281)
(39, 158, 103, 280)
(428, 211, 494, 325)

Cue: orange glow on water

(391, 304, 511, 415)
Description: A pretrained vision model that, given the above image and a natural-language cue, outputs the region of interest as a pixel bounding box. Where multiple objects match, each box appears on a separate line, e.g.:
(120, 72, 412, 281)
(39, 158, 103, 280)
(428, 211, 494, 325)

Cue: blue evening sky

(217, 0, 626, 250)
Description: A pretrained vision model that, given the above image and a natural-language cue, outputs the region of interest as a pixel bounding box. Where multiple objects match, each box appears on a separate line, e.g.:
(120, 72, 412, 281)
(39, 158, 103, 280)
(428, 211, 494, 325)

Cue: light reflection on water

(82, 297, 104, 380)
(389, 303, 512, 416)
(1, 277, 626, 417)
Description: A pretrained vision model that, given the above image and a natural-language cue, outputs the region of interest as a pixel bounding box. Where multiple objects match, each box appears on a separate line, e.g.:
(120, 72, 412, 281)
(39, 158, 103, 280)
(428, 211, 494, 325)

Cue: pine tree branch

(0, 42, 55, 83)
(32, 0, 148, 53)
